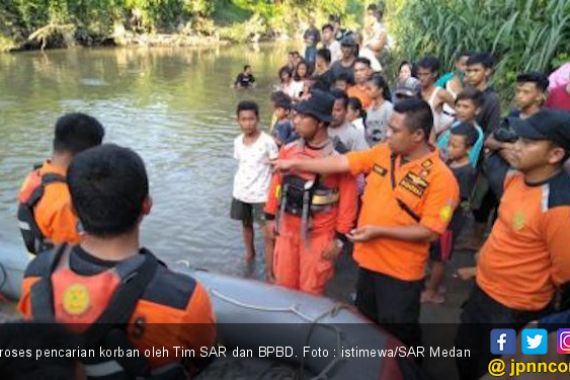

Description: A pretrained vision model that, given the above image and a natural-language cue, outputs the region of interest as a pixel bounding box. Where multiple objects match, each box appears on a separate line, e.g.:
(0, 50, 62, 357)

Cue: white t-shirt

(325, 40, 342, 63)
(328, 122, 369, 152)
(351, 118, 366, 137)
(233, 132, 279, 204)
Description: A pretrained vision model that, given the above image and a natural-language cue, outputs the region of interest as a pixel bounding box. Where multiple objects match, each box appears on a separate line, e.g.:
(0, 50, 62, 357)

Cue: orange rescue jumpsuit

(265, 140, 358, 295)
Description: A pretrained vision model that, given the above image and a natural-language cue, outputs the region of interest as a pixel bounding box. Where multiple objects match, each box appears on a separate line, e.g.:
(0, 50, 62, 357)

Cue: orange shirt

(347, 85, 372, 109)
(265, 140, 358, 235)
(19, 160, 80, 246)
(477, 171, 570, 311)
(18, 246, 216, 370)
(346, 144, 459, 281)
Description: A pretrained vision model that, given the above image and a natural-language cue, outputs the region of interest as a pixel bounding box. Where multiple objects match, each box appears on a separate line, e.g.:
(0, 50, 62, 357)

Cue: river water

(0, 43, 301, 280)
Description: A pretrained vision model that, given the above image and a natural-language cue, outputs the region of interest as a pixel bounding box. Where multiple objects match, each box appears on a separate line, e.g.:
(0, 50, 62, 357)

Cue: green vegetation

(0, 0, 365, 51)
(386, 0, 570, 100)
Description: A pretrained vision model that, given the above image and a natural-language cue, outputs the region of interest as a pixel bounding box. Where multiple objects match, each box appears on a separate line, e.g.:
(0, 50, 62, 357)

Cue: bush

(387, 0, 570, 102)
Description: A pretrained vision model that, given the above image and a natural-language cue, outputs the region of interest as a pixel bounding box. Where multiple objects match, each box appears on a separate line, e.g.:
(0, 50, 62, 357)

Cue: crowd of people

(4, 3, 570, 379)
(229, 5, 570, 380)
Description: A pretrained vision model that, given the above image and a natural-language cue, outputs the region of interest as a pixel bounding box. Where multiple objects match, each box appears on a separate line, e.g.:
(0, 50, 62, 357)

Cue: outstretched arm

(272, 154, 350, 175)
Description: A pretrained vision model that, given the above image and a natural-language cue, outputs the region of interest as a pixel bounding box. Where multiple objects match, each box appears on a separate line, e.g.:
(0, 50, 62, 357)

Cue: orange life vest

(17, 166, 66, 254)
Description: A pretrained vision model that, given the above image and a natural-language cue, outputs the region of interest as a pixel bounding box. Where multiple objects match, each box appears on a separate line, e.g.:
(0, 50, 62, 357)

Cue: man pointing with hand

(273, 98, 459, 348)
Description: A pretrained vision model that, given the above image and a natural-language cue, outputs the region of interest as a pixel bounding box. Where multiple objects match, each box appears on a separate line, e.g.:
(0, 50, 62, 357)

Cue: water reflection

(0, 43, 296, 278)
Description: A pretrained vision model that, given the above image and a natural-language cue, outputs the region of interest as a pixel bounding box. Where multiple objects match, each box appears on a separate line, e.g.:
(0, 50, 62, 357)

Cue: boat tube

(0, 246, 423, 379)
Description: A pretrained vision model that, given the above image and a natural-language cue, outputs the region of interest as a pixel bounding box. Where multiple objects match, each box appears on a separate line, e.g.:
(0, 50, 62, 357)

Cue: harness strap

(84, 248, 159, 377)
(30, 244, 68, 321)
(31, 245, 160, 378)
(390, 154, 422, 223)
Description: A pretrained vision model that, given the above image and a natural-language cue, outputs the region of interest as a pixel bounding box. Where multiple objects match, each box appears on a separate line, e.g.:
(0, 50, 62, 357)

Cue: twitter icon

(521, 328, 548, 355)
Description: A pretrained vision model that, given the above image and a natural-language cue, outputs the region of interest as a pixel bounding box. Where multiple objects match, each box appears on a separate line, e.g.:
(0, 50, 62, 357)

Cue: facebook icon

(491, 329, 516, 355)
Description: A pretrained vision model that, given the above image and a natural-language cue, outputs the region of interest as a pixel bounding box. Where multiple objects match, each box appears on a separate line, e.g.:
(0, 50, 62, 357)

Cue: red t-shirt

(545, 84, 570, 112)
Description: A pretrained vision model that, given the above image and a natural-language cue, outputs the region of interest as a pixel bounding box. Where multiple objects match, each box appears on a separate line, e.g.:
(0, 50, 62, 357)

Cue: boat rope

(210, 288, 314, 322)
(210, 287, 348, 380)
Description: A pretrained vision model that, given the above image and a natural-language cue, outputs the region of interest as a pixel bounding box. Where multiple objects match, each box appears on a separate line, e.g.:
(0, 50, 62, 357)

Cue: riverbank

(0, 0, 363, 53)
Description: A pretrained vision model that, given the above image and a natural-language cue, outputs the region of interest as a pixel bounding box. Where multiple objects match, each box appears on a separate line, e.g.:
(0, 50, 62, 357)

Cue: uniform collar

(393, 145, 439, 169)
(40, 160, 67, 176)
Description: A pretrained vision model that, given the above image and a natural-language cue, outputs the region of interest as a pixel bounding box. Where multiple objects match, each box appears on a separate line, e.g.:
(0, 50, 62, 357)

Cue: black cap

(292, 89, 335, 123)
(340, 36, 357, 47)
(512, 109, 570, 151)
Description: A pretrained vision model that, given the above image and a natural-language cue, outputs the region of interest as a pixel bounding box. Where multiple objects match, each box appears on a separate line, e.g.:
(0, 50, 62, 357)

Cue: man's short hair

(330, 89, 349, 108)
(317, 48, 331, 64)
(451, 122, 479, 147)
(243, 65, 251, 71)
(272, 91, 292, 110)
(335, 73, 354, 86)
(236, 100, 259, 117)
(466, 52, 495, 69)
(68, 144, 149, 237)
(53, 113, 104, 155)
(417, 56, 440, 74)
(354, 57, 372, 68)
(456, 87, 484, 108)
(322, 24, 334, 32)
(393, 98, 433, 140)
(516, 71, 549, 92)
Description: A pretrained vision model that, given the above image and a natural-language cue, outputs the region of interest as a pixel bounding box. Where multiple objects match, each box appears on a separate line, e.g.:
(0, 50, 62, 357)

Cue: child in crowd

(234, 65, 256, 88)
(270, 92, 297, 147)
(365, 73, 393, 146)
(422, 123, 478, 304)
(291, 60, 311, 100)
(231, 101, 279, 277)
(346, 97, 367, 138)
(278, 66, 297, 99)
(333, 73, 353, 92)
(437, 87, 485, 167)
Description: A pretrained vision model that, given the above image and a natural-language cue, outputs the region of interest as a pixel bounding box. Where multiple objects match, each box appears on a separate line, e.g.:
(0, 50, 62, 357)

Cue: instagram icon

(557, 329, 570, 354)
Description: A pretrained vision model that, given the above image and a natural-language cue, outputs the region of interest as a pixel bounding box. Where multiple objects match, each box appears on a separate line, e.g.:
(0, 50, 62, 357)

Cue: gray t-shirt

(328, 122, 369, 153)
(365, 101, 393, 146)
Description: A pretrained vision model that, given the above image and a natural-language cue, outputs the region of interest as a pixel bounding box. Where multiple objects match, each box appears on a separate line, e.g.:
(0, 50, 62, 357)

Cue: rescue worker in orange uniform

(456, 110, 570, 380)
(265, 90, 358, 295)
(17, 113, 105, 254)
(19, 144, 216, 379)
(273, 98, 460, 348)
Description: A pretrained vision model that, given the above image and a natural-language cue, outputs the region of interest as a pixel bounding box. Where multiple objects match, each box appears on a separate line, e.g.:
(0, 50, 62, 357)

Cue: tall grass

(386, 0, 570, 101)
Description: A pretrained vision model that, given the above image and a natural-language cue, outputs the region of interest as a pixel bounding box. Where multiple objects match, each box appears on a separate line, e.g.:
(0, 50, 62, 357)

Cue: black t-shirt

(477, 87, 501, 134)
(452, 163, 477, 201)
(330, 60, 355, 83)
(449, 162, 477, 233)
(314, 70, 335, 91)
(235, 73, 255, 88)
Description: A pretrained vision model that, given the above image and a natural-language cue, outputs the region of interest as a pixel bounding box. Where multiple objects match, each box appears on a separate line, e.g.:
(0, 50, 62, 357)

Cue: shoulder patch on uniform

(547, 171, 570, 209)
(24, 251, 54, 278)
(141, 266, 197, 310)
(421, 159, 433, 169)
(373, 164, 387, 176)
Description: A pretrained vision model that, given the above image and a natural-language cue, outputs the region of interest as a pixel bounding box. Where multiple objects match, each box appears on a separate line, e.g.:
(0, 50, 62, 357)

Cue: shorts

(429, 230, 454, 262)
(230, 198, 266, 226)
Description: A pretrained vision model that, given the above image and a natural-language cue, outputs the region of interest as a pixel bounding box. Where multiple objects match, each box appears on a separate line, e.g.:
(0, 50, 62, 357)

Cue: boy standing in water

(231, 101, 279, 275)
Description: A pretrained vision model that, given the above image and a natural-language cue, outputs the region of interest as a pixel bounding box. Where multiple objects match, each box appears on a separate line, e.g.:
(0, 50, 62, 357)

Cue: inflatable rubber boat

(0, 245, 423, 380)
